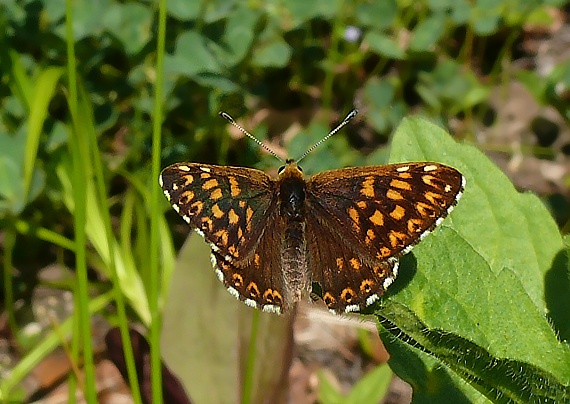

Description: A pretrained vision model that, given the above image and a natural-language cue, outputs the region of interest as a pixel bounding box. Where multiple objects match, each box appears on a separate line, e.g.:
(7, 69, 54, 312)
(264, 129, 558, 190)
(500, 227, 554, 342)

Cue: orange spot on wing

(203, 179, 219, 190)
(366, 229, 376, 244)
(390, 179, 411, 190)
(424, 191, 443, 205)
(379, 247, 392, 258)
(348, 207, 360, 231)
(212, 204, 224, 218)
(416, 202, 436, 217)
(386, 189, 403, 200)
(390, 205, 406, 220)
(369, 210, 384, 226)
(245, 207, 254, 230)
(229, 176, 241, 197)
(349, 258, 361, 270)
(214, 230, 229, 246)
(210, 188, 223, 200)
(190, 201, 204, 215)
(389, 231, 407, 248)
(228, 209, 239, 224)
(360, 176, 375, 197)
(341, 288, 355, 303)
(407, 218, 423, 233)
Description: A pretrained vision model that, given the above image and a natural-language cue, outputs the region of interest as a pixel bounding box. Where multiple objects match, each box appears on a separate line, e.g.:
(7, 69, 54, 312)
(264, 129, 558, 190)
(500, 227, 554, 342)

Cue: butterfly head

(278, 159, 303, 176)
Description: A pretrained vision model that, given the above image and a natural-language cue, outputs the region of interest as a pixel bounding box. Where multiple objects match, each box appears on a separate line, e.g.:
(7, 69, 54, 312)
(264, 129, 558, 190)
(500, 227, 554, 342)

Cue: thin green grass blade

(23, 67, 64, 200)
(65, 0, 96, 400)
(149, 0, 168, 401)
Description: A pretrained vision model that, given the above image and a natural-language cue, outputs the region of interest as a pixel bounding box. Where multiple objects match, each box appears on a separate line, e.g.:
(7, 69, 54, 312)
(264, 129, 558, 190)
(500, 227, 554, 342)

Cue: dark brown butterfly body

(160, 158, 465, 314)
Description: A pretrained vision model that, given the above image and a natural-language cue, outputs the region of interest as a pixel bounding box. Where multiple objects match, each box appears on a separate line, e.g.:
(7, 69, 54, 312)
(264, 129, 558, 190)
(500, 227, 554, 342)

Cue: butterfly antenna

(220, 112, 284, 162)
(296, 109, 358, 164)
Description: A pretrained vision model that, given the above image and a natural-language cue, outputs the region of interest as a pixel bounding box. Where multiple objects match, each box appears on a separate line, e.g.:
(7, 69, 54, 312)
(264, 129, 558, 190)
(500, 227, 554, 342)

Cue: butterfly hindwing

(210, 208, 289, 314)
(305, 210, 400, 312)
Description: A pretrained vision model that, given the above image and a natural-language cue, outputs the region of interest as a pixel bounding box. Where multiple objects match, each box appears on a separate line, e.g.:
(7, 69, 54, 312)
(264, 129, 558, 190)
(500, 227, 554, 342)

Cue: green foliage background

(1, 0, 569, 403)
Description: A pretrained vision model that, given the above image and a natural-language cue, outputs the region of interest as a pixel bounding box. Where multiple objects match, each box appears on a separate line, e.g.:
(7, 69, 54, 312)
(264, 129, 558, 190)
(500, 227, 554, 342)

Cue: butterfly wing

(305, 210, 399, 313)
(160, 162, 291, 313)
(159, 163, 276, 260)
(210, 208, 290, 314)
(306, 162, 464, 312)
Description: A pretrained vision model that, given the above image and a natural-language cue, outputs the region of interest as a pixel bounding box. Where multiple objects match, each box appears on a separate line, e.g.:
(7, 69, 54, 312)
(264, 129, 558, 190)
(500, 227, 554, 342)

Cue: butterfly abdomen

(278, 162, 311, 306)
(280, 220, 309, 306)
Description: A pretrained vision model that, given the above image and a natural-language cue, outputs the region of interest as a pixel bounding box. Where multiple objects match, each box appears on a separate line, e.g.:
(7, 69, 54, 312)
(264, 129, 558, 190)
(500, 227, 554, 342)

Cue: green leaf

(502, 1, 550, 27)
(317, 363, 392, 404)
(0, 125, 26, 215)
(470, 0, 502, 35)
(57, 155, 151, 324)
(283, 0, 342, 26)
(165, 31, 223, 76)
(427, 0, 455, 10)
(345, 363, 392, 403)
(355, 0, 397, 29)
(545, 60, 570, 119)
(317, 370, 345, 404)
(362, 78, 407, 136)
(287, 121, 358, 173)
(167, 0, 201, 20)
(42, 0, 66, 23)
(416, 59, 488, 114)
(378, 117, 570, 402)
(53, 0, 112, 39)
(223, 6, 261, 66)
(252, 39, 292, 68)
(450, 0, 471, 24)
(202, 0, 239, 23)
(192, 73, 240, 92)
(409, 13, 446, 52)
(102, 3, 153, 55)
(363, 31, 405, 60)
(0, 154, 23, 215)
(24, 66, 64, 203)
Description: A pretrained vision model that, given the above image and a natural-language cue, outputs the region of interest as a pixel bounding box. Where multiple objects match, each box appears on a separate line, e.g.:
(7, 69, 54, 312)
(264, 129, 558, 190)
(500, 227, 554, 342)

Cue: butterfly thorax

(278, 161, 306, 220)
(277, 161, 310, 306)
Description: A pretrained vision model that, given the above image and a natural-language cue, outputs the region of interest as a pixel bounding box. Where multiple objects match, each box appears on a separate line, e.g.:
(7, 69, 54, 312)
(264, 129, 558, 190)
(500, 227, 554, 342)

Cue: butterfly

(159, 110, 465, 314)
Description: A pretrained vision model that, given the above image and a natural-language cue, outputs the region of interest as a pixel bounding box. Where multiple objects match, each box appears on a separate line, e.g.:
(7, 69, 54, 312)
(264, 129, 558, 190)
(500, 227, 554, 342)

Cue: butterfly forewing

(306, 163, 464, 262)
(159, 163, 276, 260)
